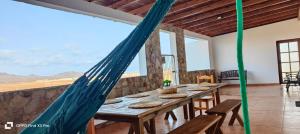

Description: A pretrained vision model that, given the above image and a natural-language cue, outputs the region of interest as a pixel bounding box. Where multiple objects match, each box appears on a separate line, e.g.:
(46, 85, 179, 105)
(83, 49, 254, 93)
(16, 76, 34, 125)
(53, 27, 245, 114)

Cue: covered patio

(1, 0, 300, 134)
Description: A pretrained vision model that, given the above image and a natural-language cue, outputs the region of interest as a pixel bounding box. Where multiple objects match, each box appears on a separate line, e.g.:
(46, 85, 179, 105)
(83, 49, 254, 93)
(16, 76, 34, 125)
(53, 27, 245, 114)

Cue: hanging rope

(236, 0, 251, 134)
(20, 0, 175, 133)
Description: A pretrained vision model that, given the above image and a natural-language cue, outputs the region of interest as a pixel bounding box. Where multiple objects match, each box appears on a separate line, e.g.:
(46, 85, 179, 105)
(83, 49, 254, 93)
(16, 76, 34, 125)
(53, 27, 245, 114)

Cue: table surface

(96, 83, 227, 118)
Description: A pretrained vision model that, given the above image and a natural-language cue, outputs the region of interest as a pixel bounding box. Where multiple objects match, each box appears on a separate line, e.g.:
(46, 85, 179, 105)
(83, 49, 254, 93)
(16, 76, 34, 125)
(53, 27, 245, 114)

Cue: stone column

(161, 25, 189, 84)
(145, 29, 164, 89)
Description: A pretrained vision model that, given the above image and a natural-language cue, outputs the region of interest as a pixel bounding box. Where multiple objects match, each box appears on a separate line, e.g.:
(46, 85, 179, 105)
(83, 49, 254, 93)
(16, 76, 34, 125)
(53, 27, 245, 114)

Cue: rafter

(108, 0, 136, 9)
(210, 13, 297, 36)
(184, 0, 296, 29)
(164, 0, 236, 23)
(193, 1, 299, 32)
(167, 0, 211, 15)
(201, 7, 298, 34)
(205, 9, 298, 36)
(128, 1, 154, 15)
(171, 0, 269, 26)
(88, 0, 300, 36)
(202, 8, 298, 34)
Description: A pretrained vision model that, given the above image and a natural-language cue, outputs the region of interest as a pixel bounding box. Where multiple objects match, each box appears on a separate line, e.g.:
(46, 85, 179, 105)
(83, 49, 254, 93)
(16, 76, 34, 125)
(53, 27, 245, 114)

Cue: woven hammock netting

(21, 0, 251, 134)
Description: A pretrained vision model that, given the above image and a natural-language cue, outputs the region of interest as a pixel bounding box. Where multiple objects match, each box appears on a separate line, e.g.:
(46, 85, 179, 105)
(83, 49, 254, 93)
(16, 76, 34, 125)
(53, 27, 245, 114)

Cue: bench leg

(236, 114, 244, 127)
(208, 114, 225, 134)
(228, 105, 244, 127)
(206, 119, 220, 134)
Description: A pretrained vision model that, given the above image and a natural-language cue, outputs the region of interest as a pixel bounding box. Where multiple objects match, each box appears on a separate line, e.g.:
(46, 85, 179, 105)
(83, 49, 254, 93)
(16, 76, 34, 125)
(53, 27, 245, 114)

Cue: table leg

(164, 112, 170, 120)
(133, 119, 144, 134)
(169, 111, 177, 120)
(144, 122, 151, 133)
(128, 126, 134, 134)
(188, 99, 195, 119)
(183, 105, 188, 119)
(150, 118, 156, 134)
(215, 88, 221, 104)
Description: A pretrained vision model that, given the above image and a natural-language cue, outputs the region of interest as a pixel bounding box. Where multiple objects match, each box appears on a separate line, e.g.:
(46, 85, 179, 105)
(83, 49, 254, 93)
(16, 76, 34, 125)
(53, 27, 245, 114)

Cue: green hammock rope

(236, 0, 251, 134)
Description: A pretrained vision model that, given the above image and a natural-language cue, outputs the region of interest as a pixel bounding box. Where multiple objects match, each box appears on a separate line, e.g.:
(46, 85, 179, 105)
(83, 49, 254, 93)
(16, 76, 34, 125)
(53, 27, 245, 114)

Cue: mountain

(0, 71, 83, 84)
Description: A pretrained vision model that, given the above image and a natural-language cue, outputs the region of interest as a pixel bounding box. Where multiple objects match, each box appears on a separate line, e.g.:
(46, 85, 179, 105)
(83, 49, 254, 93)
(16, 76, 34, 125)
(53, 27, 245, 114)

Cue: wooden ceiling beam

(205, 10, 298, 36)
(209, 13, 297, 36)
(108, 0, 136, 9)
(193, 2, 300, 32)
(171, 0, 268, 26)
(167, 0, 211, 15)
(128, 1, 154, 15)
(185, 0, 297, 30)
(129, 0, 212, 17)
(202, 8, 298, 34)
(164, 0, 236, 23)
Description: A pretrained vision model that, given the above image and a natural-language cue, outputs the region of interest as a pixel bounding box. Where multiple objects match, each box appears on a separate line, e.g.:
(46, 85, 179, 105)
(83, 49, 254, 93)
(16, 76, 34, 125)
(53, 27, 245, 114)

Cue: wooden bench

(206, 99, 244, 134)
(168, 115, 221, 134)
(218, 70, 247, 83)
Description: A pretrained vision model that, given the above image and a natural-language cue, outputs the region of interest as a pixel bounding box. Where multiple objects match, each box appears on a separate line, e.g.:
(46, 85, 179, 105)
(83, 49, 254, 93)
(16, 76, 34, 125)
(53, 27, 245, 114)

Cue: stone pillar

(145, 29, 164, 89)
(174, 29, 189, 84)
(161, 25, 189, 84)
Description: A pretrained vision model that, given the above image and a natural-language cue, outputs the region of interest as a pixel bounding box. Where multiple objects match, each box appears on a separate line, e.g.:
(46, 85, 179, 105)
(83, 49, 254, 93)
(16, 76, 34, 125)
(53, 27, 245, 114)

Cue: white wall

(212, 19, 300, 84)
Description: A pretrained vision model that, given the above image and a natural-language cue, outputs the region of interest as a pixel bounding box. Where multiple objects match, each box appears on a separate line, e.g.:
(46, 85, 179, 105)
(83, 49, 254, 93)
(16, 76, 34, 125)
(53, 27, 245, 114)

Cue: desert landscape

(0, 72, 82, 92)
(0, 71, 142, 92)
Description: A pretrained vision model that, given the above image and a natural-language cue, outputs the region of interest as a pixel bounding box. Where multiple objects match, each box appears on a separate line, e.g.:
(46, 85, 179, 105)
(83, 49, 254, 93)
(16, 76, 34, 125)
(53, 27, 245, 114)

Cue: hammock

(21, 0, 176, 133)
(21, 0, 251, 134)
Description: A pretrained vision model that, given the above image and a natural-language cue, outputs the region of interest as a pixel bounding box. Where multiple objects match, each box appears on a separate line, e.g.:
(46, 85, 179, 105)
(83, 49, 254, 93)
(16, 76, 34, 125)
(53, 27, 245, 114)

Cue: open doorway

(277, 38, 300, 84)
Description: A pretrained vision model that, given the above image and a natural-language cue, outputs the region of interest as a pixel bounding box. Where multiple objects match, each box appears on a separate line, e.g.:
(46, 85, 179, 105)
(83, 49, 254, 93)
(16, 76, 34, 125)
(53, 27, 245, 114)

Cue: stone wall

(0, 85, 67, 134)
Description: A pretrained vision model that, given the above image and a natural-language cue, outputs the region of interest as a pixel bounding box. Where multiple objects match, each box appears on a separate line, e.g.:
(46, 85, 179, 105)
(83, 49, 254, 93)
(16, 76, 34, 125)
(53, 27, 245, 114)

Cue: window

(184, 36, 210, 72)
(0, 1, 146, 91)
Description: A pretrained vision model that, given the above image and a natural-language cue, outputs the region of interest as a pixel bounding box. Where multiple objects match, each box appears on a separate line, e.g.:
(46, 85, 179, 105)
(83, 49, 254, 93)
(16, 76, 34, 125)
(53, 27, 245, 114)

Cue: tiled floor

(96, 85, 300, 134)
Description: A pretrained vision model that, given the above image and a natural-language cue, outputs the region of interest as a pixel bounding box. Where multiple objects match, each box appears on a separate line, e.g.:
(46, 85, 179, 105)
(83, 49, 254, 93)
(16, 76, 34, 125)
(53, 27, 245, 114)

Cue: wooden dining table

(93, 83, 227, 134)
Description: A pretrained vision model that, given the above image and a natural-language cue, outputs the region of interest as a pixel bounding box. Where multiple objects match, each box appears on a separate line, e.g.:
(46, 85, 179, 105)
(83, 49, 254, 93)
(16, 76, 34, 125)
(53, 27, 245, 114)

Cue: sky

(0, 0, 152, 76)
(0, 0, 201, 77)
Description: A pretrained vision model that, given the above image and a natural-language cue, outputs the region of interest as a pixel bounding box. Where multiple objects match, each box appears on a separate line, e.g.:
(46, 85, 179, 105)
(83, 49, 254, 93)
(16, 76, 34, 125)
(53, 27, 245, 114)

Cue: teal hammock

(21, 0, 176, 133)
(21, 0, 251, 134)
